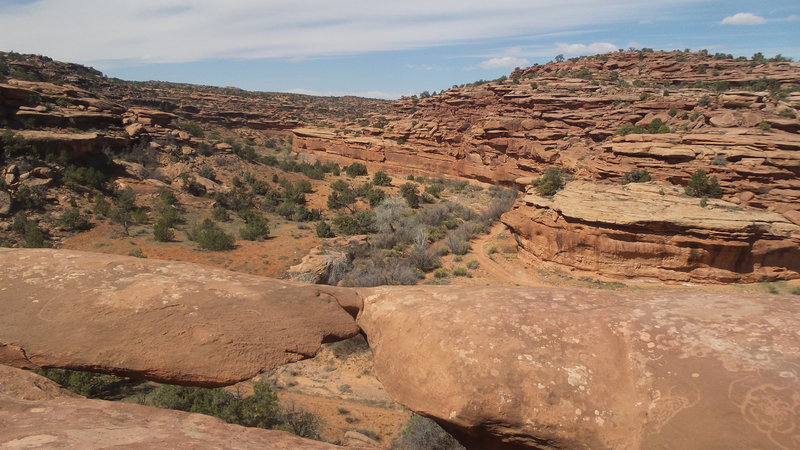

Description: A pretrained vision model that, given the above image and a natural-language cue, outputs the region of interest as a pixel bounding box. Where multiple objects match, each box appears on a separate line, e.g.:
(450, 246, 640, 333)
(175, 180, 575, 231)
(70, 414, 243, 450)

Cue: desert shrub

(392, 415, 464, 450)
(452, 266, 469, 277)
(466, 260, 480, 270)
(668, 107, 678, 117)
(212, 205, 231, 222)
(316, 220, 334, 238)
(239, 214, 270, 241)
(150, 381, 289, 430)
(12, 212, 50, 248)
(64, 165, 108, 190)
(779, 108, 797, 119)
(621, 169, 651, 184)
(365, 188, 386, 207)
(444, 230, 471, 255)
(425, 183, 445, 198)
(13, 185, 45, 210)
(278, 403, 324, 440)
(178, 173, 206, 196)
(188, 219, 235, 250)
(758, 121, 772, 132)
(176, 121, 205, 138)
(197, 167, 216, 180)
(93, 194, 111, 216)
(482, 188, 516, 222)
(153, 218, 175, 242)
(36, 368, 122, 399)
(332, 210, 376, 235)
(532, 168, 566, 196)
(373, 171, 392, 186)
(399, 182, 420, 208)
(214, 189, 253, 213)
(407, 245, 441, 272)
(58, 207, 90, 231)
(698, 94, 711, 107)
(684, 170, 723, 198)
(128, 248, 146, 258)
(344, 162, 368, 177)
(342, 254, 419, 287)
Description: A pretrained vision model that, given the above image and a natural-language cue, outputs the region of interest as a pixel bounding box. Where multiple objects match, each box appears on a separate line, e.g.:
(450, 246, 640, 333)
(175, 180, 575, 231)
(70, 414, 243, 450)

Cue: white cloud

(720, 12, 766, 25)
(555, 42, 618, 55)
(477, 56, 530, 70)
(0, 0, 705, 65)
(405, 64, 438, 71)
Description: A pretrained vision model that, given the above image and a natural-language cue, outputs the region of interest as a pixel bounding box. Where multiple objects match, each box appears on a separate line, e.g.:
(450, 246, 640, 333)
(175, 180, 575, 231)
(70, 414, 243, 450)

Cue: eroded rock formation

(0, 249, 361, 386)
(502, 181, 800, 282)
(357, 285, 800, 449)
(0, 365, 341, 449)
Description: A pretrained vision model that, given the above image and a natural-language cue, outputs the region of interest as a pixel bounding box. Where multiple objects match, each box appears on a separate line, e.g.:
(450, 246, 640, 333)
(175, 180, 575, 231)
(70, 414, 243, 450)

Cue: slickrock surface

(0, 365, 341, 449)
(0, 249, 361, 386)
(502, 181, 800, 282)
(357, 285, 800, 449)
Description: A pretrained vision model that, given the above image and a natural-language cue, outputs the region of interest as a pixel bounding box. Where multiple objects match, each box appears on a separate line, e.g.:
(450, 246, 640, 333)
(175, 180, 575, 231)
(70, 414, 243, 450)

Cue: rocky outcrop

(357, 285, 800, 449)
(0, 249, 361, 387)
(14, 130, 130, 158)
(0, 365, 341, 449)
(502, 181, 800, 282)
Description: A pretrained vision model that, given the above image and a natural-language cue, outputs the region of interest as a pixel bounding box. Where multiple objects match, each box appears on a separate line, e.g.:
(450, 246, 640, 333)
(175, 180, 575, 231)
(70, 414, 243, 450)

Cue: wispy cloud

(720, 12, 767, 25)
(477, 56, 530, 69)
(555, 42, 618, 55)
(288, 88, 405, 100)
(0, 0, 705, 64)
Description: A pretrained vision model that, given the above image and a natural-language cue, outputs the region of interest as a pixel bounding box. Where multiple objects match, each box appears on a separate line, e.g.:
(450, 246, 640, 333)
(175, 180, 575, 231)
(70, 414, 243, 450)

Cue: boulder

(0, 249, 361, 387)
(357, 285, 800, 449)
(0, 365, 341, 449)
(0, 190, 10, 215)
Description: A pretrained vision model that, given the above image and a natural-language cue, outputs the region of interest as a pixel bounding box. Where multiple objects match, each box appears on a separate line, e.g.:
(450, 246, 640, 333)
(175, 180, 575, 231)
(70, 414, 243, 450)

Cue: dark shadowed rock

(356, 285, 800, 449)
(0, 249, 361, 387)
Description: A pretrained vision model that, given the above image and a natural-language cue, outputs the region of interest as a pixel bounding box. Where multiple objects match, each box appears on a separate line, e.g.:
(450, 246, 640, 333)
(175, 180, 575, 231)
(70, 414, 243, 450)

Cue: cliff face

(502, 182, 800, 282)
(293, 50, 800, 282)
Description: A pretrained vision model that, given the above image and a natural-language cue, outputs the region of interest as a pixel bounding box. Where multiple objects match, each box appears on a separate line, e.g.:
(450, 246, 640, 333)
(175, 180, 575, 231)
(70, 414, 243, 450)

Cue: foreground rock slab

(0, 249, 360, 387)
(0, 365, 340, 449)
(357, 285, 800, 449)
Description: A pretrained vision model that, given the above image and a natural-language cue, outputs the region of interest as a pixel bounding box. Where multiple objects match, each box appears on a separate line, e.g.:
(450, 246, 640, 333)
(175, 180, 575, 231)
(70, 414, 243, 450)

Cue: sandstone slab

(0, 249, 361, 386)
(357, 285, 800, 449)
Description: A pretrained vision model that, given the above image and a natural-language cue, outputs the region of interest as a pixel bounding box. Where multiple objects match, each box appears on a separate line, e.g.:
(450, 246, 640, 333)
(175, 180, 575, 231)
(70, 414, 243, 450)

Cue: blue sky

(0, 0, 797, 99)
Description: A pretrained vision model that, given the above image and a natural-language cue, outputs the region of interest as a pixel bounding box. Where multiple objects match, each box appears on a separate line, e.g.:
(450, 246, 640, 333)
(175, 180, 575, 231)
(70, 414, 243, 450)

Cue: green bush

(344, 162, 368, 177)
(58, 207, 90, 231)
(12, 212, 50, 248)
(332, 211, 376, 235)
(532, 167, 566, 196)
(13, 185, 45, 210)
(176, 121, 205, 138)
(684, 170, 723, 198)
(399, 183, 420, 208)
(197, 167, 216, 180)
(189, 219, 235, 250)
(452, 266, 469, 277)
(36, 368, 121, 399)
(64, 165, 108, 190)
(758, 121, 772, 132)
(212, 205, 231, 222)
(698, 94, 711, 107)
(239, 214, 270, 241)
(153, 218, 175, 242)
(621, 169, 651, 184)
(316, 220, 334, 238)
(372, 171, 392, 186)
